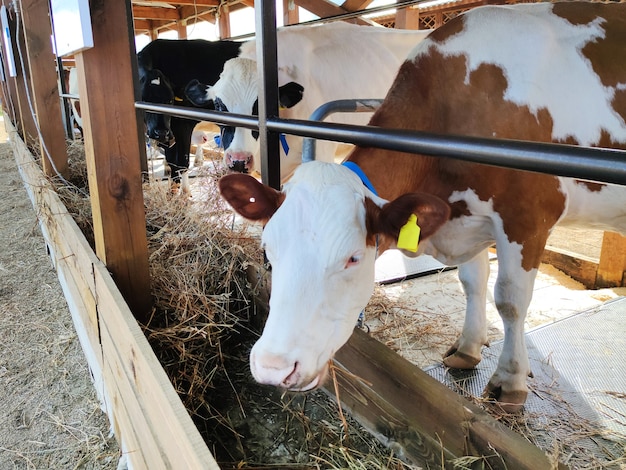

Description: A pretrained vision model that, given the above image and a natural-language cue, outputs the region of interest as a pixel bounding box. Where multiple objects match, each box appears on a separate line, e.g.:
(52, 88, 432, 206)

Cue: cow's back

(353, 2, 626, 245)
(137, 39, 241, 96)
(239, 23, 430, 123)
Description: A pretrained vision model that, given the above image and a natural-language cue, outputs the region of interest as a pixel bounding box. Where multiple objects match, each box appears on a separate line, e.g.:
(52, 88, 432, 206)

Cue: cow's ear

(278, 82, 304, 109)
(219, 173, 284, 223)
(185, 79, 214, 107)
(365, 193, 450, 244)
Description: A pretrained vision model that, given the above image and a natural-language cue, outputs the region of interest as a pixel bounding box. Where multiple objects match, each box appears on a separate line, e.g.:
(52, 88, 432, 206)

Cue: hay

(50, 140, 625, 468)
(52, 142, 417, 469)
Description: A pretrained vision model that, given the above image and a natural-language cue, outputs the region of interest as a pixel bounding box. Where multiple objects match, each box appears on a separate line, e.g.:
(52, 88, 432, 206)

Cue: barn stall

(1, 0, 625, 468)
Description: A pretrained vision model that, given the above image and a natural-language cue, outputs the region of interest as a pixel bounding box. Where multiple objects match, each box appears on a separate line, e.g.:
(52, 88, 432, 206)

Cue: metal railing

(135, 100, 626, 187)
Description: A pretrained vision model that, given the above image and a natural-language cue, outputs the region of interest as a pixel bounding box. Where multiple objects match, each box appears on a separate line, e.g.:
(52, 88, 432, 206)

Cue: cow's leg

(484, 241, 539, 412)
(443, 249, 490, 369)
(168, 118, 197, 193)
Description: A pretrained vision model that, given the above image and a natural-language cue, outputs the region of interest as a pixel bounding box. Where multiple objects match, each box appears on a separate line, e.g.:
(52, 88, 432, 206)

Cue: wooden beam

(74, 1, 151, 321)
(542, 246, 599, 289)
(295, 0, 370, 24)
(283, 0, 299, 25)
(19, 0, 69, 178)
(132, 5, 181, 20)
(340, 0, 373, 13)
(596, 231, 626, 287)
(134, 0, 217, 5)
(331, 328, 565, 469)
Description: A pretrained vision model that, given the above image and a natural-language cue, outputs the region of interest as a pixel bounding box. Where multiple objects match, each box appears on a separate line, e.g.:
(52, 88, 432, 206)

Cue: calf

(137, 39, 241, 184)
(186, 22, 430, 181)
(218, 2, 626, 412)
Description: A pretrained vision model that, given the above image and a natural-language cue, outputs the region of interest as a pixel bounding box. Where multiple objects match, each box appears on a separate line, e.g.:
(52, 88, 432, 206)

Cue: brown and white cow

(219, 2, 626, 412)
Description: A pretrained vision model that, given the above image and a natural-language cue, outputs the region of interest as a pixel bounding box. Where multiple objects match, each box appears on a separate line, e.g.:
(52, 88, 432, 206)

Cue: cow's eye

(345, 253, 362, 269)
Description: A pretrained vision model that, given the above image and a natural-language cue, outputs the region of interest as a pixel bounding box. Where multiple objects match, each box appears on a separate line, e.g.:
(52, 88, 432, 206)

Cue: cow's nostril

(229, 160, 248, 173)
(282, 362, 299, 388)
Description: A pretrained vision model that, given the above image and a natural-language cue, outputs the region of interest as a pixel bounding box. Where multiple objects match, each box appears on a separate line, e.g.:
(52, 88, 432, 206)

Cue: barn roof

(130, 0, 429, 37)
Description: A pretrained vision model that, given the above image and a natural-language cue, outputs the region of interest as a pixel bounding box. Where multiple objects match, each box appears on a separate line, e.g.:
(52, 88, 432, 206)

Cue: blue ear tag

(397, 214, 421, 252)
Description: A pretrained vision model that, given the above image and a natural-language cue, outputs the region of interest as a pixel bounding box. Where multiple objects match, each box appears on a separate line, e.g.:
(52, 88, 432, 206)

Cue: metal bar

(133, 101, 626, 186)
(255, 0, 281, 190)
(302, 99, 383, 162)
(275, 117, 626, 186)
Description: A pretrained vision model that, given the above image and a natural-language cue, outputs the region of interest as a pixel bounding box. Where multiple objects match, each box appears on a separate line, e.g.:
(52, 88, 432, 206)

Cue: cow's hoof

(442, 345, 481, 369)
(483, 382, 527, 413)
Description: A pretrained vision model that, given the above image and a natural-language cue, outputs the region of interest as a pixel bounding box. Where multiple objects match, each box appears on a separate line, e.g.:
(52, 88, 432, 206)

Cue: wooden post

(283, 0, 299, 26)
(4, 0, 37, 145)
(19, 0, 68, 178)
(217, 4, 230, 39)
(395, 5, 420, 29)
(74, 0, 151, 321)
(175, 19, 187, 39)
(596, 231, 626, 287)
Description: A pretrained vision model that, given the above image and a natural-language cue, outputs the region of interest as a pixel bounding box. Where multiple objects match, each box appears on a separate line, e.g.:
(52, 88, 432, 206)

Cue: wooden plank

(542, 246, 599, 289)
(74, 1, 151, 321)
(332, 328, 565, 469)
(19, 0, 68, 178)
(93, 265, 220, 470)
(9, 118, 217, 469)
(596, 231, 626, 287)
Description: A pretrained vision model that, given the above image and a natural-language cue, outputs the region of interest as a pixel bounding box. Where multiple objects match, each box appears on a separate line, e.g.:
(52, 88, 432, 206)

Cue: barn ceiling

(130, 0, 378, 36)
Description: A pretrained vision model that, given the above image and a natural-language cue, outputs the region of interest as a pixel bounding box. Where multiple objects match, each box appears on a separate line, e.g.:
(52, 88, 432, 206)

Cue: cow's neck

(346, 146, 442, 202)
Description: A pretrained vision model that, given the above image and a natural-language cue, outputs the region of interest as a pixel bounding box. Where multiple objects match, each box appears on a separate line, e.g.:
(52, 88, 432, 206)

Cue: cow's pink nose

(250, 351, 301, 388)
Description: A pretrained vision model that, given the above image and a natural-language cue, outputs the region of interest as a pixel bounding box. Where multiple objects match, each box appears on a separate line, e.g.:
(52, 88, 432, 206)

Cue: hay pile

(53, 142, 416, 469)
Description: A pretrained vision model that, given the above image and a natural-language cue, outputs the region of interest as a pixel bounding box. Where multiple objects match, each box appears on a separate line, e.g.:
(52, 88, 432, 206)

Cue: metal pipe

(277, 117, 626, 186)
(134, 101, 626, 186)
(302, 99, 383, 162)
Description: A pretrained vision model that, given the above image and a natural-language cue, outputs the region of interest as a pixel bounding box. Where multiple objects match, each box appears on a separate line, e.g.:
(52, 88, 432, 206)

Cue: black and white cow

(137, 39, 241, 185)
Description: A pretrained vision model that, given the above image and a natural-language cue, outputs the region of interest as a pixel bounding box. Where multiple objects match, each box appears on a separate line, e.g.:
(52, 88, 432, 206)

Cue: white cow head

(185, 58, 304, 175)
(219, 162, 450, 391)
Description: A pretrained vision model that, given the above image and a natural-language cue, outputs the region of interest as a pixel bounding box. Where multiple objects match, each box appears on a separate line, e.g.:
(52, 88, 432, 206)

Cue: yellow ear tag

(397, 214, 421, 253)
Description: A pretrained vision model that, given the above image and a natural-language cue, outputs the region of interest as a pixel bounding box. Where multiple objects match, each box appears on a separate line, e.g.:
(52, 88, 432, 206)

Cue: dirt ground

(0, 124, 119, 469)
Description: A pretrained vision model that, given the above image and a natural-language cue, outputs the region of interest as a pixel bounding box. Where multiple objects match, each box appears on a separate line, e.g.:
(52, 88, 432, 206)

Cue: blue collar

(341, 161, 377, 196)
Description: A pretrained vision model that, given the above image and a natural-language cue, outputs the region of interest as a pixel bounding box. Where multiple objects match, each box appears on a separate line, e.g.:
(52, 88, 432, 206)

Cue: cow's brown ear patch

(219, 173, 284, 223)
(364, 193, 450, 248)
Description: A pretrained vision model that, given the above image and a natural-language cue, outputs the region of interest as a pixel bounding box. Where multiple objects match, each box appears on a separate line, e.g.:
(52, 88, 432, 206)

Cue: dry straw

(49, 141, 625, 469)
(52, 142, 417, 469)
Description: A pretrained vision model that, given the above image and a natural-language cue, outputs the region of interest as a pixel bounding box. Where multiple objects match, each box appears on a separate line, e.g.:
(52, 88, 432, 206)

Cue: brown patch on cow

(575, 180, 605, 192)
(428, 12, 465, 43)
(610, 88, 626, 133)
(552, 2, 603, 26)
(449, 200, 471, 220)
(553, 3, 626, 143)
(357, 45, 568, 272)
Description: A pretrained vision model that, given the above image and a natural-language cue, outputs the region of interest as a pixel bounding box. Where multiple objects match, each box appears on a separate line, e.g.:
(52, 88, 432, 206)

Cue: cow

(216, 1, 626, 413)
(185, 22, 431, 181)
(137, 39, 242, 187)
